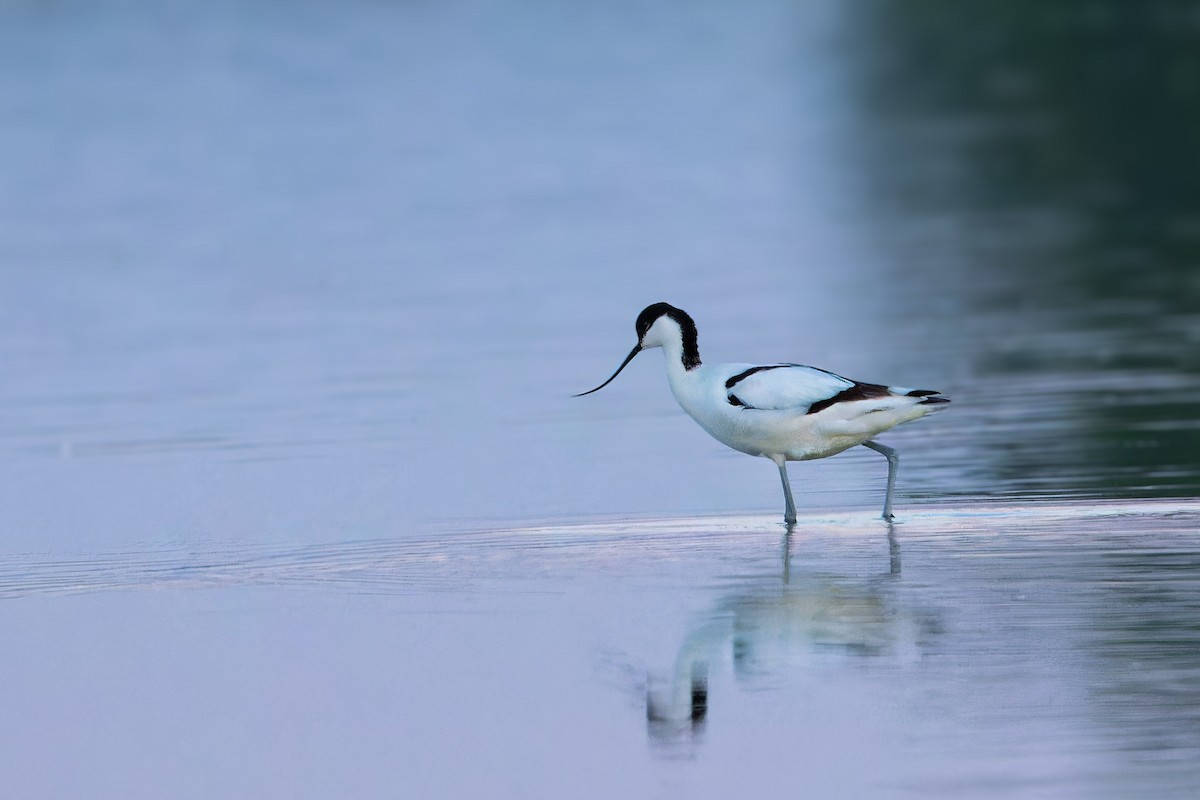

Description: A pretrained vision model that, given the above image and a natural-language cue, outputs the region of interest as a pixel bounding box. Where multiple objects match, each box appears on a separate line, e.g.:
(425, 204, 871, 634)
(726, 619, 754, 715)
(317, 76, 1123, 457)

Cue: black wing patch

(724, 364, 791, 390)
(805, 382, 891, 415)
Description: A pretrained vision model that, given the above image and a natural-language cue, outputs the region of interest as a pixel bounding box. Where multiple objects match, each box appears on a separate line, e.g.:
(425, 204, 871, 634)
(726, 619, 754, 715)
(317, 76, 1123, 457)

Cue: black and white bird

(576, 303, 950, 523)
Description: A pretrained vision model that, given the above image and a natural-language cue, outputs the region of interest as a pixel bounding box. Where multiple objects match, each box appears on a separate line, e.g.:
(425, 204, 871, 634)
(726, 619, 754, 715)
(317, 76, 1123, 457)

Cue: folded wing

(725, 364, 881, 412)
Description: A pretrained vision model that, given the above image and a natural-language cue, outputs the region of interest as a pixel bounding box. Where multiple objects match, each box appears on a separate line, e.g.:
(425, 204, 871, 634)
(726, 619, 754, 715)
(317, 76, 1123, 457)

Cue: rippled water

(2, 0, 1199, 797)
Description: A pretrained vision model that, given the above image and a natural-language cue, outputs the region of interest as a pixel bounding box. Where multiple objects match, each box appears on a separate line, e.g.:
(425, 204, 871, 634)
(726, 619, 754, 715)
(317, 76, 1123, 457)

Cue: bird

(574, 302, 950, 524)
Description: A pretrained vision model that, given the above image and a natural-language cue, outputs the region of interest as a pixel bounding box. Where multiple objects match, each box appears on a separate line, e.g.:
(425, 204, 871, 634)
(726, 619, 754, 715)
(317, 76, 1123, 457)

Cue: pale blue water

(2, 0, 1199, 797)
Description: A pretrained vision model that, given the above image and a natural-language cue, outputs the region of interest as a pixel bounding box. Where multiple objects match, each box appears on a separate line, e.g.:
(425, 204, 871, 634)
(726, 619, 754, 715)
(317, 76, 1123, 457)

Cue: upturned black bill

(573, 344, 642, 396)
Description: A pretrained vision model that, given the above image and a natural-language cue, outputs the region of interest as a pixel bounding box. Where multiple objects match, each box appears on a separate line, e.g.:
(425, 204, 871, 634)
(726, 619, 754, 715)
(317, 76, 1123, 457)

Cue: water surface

(2, 0, 1199, 797)
(3, 503, 1199, 797)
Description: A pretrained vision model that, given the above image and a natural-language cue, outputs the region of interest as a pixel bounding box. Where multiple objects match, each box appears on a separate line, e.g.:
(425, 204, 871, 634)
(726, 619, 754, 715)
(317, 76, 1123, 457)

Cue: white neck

(660, 331, 690, 375)
(659, 333, 704, 414)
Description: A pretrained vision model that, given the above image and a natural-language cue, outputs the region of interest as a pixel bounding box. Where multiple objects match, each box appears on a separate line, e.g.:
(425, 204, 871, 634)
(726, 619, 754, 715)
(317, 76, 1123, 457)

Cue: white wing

(724, 364, 868, 412)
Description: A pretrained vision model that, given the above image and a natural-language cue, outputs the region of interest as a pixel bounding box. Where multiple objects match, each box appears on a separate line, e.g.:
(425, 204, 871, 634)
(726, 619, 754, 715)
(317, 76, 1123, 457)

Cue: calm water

(2, 0, 1199, 797)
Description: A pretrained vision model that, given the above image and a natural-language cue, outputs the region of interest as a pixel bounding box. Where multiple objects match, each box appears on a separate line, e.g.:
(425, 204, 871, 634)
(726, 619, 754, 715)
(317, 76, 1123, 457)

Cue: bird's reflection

(647, 522, 935, 745)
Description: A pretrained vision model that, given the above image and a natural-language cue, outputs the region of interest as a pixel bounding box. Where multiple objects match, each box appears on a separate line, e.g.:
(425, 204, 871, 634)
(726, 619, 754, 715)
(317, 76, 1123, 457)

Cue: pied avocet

(575, 303, 949, 523)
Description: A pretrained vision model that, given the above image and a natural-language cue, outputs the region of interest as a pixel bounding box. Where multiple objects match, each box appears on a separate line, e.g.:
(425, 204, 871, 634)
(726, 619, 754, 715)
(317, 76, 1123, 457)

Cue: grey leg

(771, 455, 797, 525)
(862, 440, 899, 520)
(886, 520, 900, 575)
(781, 529, 794, 584)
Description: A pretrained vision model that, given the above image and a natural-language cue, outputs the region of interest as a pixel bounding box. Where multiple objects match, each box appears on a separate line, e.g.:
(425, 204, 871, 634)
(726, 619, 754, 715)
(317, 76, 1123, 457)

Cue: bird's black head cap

(636, 302, 700, 369)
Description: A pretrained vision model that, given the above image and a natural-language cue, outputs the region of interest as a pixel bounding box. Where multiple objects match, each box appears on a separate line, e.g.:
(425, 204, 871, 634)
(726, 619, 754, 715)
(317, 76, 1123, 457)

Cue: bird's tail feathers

(892, 387, 951, 411)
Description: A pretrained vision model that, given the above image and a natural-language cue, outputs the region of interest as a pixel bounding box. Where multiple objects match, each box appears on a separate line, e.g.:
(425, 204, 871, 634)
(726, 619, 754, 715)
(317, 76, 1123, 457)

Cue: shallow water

(2, 0, 1199, 797)
(3, 503, 1200, 797)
